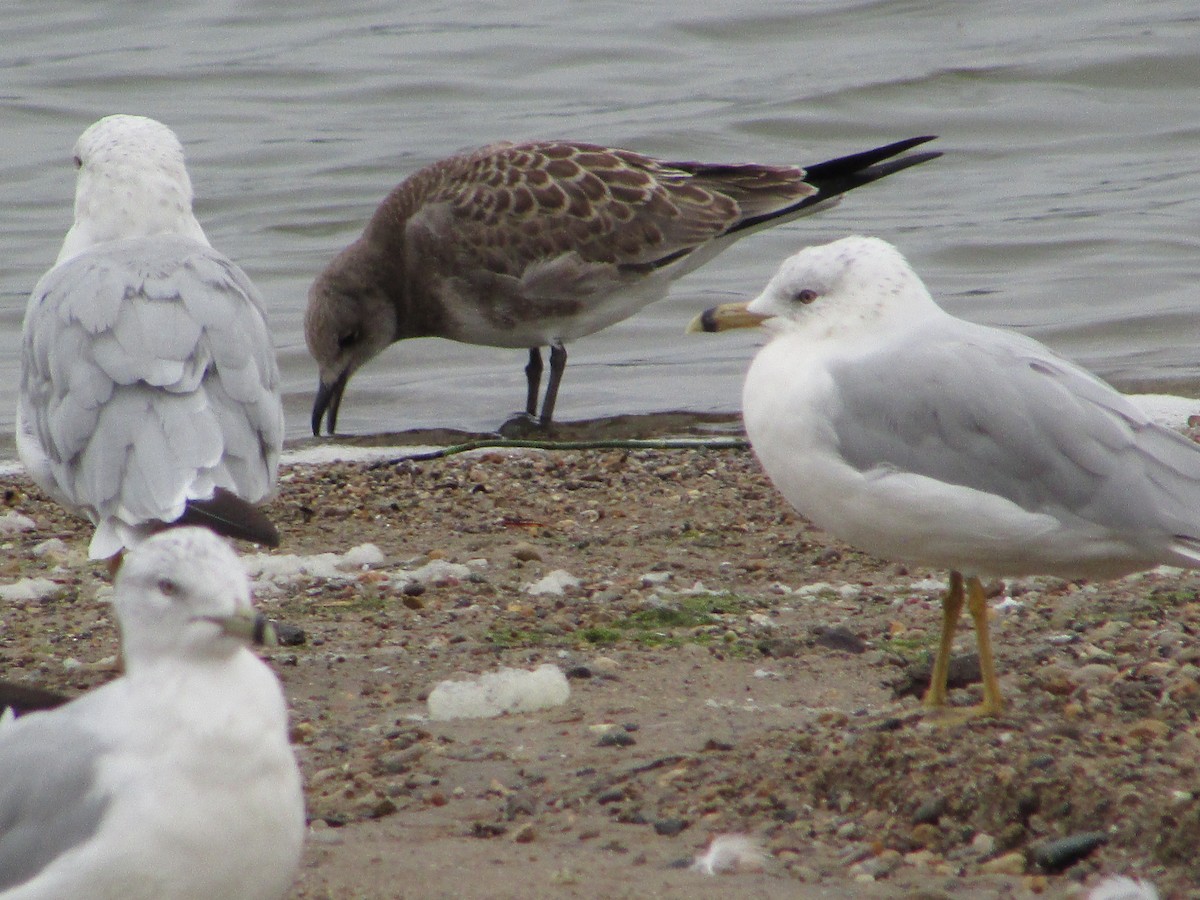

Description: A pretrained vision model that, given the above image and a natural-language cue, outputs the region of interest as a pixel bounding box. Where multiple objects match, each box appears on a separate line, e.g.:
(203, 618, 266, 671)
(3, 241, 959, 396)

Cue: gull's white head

(114, 528, 270, 668)
(746, 235, 936, 333)
(56, 114, 209, 264)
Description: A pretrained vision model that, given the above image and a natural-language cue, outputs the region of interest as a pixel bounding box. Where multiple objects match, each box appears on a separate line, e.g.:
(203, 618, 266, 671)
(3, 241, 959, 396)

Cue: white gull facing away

(17, 115, 283, 560)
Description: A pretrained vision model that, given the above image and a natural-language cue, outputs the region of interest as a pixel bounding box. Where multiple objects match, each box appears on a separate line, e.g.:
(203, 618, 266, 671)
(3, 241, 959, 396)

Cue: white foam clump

(794, 582, 860, 600)
(427, 664, 569, 721)
(525, 569, 580, 596)
(690, 834, 767, 875)
(407, 559, 472, 584)
(1087, 876, 1159, 900)
(0, 577, 63, 603)
(0, 511, 36, 534)
(242, 543, 386, 582)
(906, 578, 948, 594)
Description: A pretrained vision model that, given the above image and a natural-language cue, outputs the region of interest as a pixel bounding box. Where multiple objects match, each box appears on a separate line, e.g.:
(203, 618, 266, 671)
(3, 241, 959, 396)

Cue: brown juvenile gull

(690, 235, 1200, 718)
(306, 135, 940, 434)
(17, 115, 283, 562)
(0, 528, 304, 899)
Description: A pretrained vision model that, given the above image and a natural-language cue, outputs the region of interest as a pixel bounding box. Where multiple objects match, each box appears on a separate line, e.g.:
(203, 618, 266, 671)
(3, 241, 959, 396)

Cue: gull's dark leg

(923, 570, 964, 709)
(966, 575, 1004, 716)
(524, 348, 543, 418)
(538, 342, 567, 427)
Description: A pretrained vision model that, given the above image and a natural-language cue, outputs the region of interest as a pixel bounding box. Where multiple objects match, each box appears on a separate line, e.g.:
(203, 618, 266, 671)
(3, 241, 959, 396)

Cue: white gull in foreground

(0, 528, 304, 898)
(306, 136, 940, 434)
(18, 115, 283, 560)
(691, 235, 1200, 716)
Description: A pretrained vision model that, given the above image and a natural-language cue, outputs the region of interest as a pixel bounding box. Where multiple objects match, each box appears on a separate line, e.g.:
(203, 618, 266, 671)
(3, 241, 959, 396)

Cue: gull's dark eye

(337, 331, 359, 351)
(795, 289, 818, 304)
(73, 155, 82, 169)
(157, 578, 180, 597)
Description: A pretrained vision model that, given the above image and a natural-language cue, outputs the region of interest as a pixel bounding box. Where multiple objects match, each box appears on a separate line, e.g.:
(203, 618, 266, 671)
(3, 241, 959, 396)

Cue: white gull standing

(0, 528, 304, 899)
(690, 235, 1200, 717)
(17, 115, 283, 561)
(305, 136, 940, 434)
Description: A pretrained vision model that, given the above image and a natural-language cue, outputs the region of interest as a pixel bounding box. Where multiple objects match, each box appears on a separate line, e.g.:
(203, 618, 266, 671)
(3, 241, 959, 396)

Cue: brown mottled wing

(393, 141, 813, 285)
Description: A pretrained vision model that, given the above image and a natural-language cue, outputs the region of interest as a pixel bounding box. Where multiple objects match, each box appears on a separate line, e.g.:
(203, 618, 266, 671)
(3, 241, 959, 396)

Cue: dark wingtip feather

(0, 680, 71, 715)
(176, 488, 280, 548)
(726, 136, 941, 236)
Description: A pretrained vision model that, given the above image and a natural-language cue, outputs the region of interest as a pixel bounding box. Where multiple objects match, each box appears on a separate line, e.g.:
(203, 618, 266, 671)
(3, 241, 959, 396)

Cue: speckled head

(57, 114, 209, 263)
(114, 528, 267, 667)
(746, 235, 934, 335)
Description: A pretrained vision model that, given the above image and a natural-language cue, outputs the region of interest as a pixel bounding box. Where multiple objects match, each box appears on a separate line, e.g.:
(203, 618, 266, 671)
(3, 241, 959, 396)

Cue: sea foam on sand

(427, 664, 569, 721)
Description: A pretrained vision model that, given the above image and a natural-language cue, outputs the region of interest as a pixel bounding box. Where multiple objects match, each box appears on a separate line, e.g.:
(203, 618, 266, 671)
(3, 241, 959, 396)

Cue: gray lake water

(2, 0, 1198, 460)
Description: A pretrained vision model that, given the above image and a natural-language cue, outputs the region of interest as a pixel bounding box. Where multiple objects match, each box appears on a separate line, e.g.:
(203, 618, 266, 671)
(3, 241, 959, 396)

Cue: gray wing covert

(401, 142, 748, 312)
(826, 323, 1200, 538)
(0, 715, 111, 892)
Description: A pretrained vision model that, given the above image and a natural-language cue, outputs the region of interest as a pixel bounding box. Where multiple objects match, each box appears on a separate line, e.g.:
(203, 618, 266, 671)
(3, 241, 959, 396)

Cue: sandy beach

(3, 426, 1198, 898)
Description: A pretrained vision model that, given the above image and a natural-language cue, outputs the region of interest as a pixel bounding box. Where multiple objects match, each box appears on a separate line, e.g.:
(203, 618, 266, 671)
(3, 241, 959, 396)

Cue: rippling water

(2, 0, 1197, 460)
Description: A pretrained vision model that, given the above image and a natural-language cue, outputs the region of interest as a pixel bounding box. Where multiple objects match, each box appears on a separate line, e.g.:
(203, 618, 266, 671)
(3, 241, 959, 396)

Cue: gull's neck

(56, 163, 210, 264)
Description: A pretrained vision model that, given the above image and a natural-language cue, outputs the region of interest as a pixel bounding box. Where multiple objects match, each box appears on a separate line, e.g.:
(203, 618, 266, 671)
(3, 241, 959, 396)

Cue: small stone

(0, 511, 36, 534)
(512, 542, 542, 562)
(307, 820, 344, 845)
(836, 821, 863, 839)
(1030, 832, 1107, 872)
(1167, 673, 1200, 703)
(589, 656, 620, 675)
(1168, 730, 1200, 762)
(597, 731, 635, 748)
(653, 818, 687, 836)
(378, 746, 424, 774)
(272, 622, 307, 646)
(979, 850, 1026, 876)
(1033, 664, 1075, 696)
(511, 823, 536, 843)
(970, 833, 997, 857)
(31, 538, 68, 557)
(1074, 663, 1118, 686)
(913, 796, 946, 825)
(858, 850, 901, 878)
(758, 638, 804, 658)
(911, 823, 940, 847)
(904, 849, 937, 868)
(811, 625, 867, 654)
(1137, 660, 1176, 679)
(1125, 718, 1170, 743)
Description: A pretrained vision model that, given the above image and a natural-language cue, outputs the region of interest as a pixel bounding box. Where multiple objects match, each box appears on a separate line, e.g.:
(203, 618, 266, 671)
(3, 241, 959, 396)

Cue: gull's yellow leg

(966, 575, 1004, 716)
(923, 571, 964, 708)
